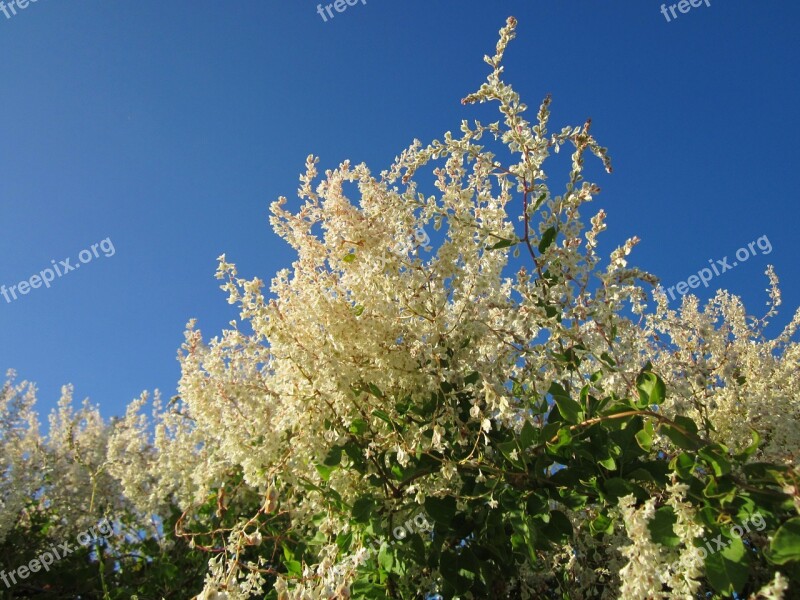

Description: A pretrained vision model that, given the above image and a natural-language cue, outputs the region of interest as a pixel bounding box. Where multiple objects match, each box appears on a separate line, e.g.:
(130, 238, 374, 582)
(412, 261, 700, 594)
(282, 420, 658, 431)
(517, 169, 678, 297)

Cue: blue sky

(0, 0, 798, 420)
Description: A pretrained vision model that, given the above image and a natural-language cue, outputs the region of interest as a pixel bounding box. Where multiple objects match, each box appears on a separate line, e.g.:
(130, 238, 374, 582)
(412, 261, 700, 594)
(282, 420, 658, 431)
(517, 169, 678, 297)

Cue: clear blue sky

(1, 1, 798, 420)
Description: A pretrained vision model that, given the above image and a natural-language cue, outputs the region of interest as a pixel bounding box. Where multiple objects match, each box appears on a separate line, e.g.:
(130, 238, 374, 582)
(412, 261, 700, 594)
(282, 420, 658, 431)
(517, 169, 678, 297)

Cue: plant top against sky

(1, 15, 798, 600)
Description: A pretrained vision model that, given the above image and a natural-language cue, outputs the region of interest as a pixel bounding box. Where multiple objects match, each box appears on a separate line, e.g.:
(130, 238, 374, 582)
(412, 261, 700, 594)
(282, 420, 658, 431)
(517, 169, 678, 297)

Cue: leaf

(371, 409, 394, 427)
(673, 415, 699, 434)
(546, 427, 573, 453)
(603, 478, 647, 501)
(703, 476, 735, 501)
(558, 489, 589, 510)
(323, 446, 343, 466)
(705, 536, 749, 595)
(698, 445, 732, 477)
(367, 383, 384, 398)
(342, 253, 356, 263)
(541, 510, 572, 544)
(315, 463, 336, 481)
(351, 577, 388, 598)
(669, 452, 696, 478)
(378, 543, 394, 572)
(352, 498, 375, 523)
(336, 530, 353, 551)
(544, 305, 560, 320)
(284, 560, 302, 576)
(660, 416, 702, 451)
(407, 533, 426, 563)
(767, 517, 800, 565)
(440, 549, 471, 593)
(548, 382, 583, 424)
(636, 371, 666, 406)
(507, 510, 538, 564)
(538, 227, 557, 253)
(353, 304, 365, 316)
(424, 496, 456, 527)
(599, 352, 616, 368)
(488, 238, 515, 250)
(532, 191, 548, 211)
(742, 462, 790, 480)
(349, 419, 368, 435)
(648, 506, 680, 548)
(395, 396, 411, 415)
(598, 456, 617, 471)
(590, 512, 614, 536)
(520, 420, 537, 450)
(635, 426, 653, 452)
(734, 429, 761, 461)
(464, 371, 480, 386)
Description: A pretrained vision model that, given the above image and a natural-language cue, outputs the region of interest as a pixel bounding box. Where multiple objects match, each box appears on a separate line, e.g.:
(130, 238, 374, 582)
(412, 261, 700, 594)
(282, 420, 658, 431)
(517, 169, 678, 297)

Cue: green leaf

(532, 191, 548, 211)
(371, 409, 394, 427)
(590, 512, 613, 536)
(284, 560, 302, 576)
(315, 464, 336, 481)
(538, 227, 557, 253)
(352, 498, 375, 523)
(648, 506, 680, 548)
(544, 305, 560, 320)
(351, 577, 387, 597)
(598, 456, 617, 471)
(603, 478, 647, 501)
(488, 238, 515, 250)
(703, 476, 735, 501)
(439, 548, 472, 593)
(323, 446, 343, 467)
(636, 371, 666, 406)
(424, 496, 457, 527)
(342, 253, 356, 263)
(635, 424, 654, 452)
(599, 352, 616, 368)
(548, 382, 583, 424)
(367, 383, 384, 398)
(353, 304, 365, 316)
(742, 462, 790, 480)
(349, 418, 368, 435)
(395, 396, 411, 415)
(674, 415, 699, 434)
(698, 445, 732, 477)
(669, 452, 696, 478)
(464, 371, 480, 386)
(767, 517, 800, 565)
(520, 420, 537, 450)
(406, 532, 426, 563)
(660, 416, 702, 451)
(734, 429, 761, 461)
(706, 536, 749, 595)
(336, 530, 353, 551)
(546, 427, 573, 453)
(541, 510, 572, 544)
(508, 510, 538, 564)
(378, 543, 394, 572)
(558, 488, 589, 510)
